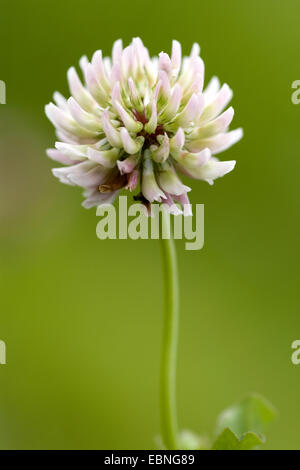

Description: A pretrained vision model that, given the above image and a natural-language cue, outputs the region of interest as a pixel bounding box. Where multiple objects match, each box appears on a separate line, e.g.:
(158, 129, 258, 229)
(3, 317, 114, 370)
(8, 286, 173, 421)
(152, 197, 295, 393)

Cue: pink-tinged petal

(203, 76, 221, 103)
(67, 97, 102, 133)
(82, 188, 119, 209)
(101, 109, 122, 148)
(52, 167, 76, 185)
(162, 192, 183, 215)
(112, 39, 123, 65)
(55, 129, 80, 144)
(126, 169, 139, 191)
(46, 148, 79, 166)
(120, 127, 144, 154)
(190, 55, 204, 78)
(111, 82, 123, 105)
(197, 107, 234, 139)
(79, 54, 89, 68)
(157, 70, 171, 103)
(128, 77, 142, 110)
(191, 107, 234, 140)
(121, 45, 135, 79)
(68, 164, 111, 188)
(84, 63, 108, 107)
(183, 93, 204, 122)
(87, 147, 120, 168)
(173, 148, 211, 169)
(188, 72, 204, 97)
(111, 63, 122, 84)
(103, 57, 112, 76)
(199, 83, 233, 124)
(151, 133, 170, 163)
(56, 129, 98, 145)
(144, 100, 158, 134)
(55, 142, 88, 160)
(52, 161, 95, 186)
(53, 91, 68, 111)
(79, 55, 89, 80)
(159, 52, 172, 77)
(45, 103, 96, 139)
(187, 158, 236, 183)
(186, 128, 243, 154)
(169, 128, 185, 155)
(157, 161, 191, 196)
(117, 154, 139, 174)
(178, 56, 204, 96)
(125, 44, 137, 77)
(144, 51, 157, 88)
(132, 37, 143, 60)
(159, 83, 182, 122)
(67, 66, 97, 113)
(171, 40, 182, 72)
(168, 93, 204, 129)
(91, 50, 111, 92)
(153, 80, 162, 101)
(132, 37, 148, 76)
(172, 192, 193, 216)
(190, 43, 200, 57)
(94, 137, 110, 149)
(45, 103, 71, 130)
(141, 151, 167, 203)
(114, 100, 143, 133)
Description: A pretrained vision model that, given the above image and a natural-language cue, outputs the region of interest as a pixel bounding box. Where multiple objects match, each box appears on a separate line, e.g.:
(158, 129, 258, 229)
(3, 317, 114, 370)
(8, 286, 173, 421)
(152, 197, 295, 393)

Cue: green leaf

(212, 428, 263, 450)
(215, 393, 276, 439)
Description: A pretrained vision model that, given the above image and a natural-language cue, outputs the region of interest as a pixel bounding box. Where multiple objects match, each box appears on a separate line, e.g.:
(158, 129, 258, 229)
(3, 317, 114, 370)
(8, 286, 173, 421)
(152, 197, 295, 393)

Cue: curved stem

(160, 217, 179, 450)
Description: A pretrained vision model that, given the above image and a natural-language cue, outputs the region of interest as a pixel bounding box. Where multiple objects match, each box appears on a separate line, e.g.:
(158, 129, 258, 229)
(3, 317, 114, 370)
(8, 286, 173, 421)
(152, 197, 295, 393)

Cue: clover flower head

(46, 38, 242, 214)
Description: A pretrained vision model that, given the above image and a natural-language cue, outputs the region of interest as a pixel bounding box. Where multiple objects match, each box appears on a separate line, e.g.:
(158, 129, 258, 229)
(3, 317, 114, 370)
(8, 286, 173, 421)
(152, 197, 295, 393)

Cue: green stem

(160, 217, 179, 450)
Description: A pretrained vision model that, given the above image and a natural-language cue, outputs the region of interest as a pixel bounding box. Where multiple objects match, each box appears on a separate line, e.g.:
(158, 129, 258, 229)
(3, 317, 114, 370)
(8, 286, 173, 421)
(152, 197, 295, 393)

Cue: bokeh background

(0, 0, 300, 450)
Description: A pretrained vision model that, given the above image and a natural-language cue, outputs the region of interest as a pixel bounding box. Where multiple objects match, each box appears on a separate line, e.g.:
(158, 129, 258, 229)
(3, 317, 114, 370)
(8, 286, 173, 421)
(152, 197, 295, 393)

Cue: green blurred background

(0, 0, 299, 450)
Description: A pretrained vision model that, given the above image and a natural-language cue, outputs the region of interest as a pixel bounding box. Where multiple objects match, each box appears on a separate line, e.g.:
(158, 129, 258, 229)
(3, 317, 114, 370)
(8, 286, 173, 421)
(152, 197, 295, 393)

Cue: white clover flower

(46, 38, 242, 214)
